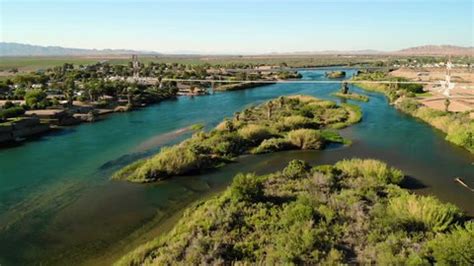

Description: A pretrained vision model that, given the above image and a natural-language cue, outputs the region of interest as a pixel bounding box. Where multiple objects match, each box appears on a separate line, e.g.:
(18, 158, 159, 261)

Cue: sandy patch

(391, 67, 474, 117)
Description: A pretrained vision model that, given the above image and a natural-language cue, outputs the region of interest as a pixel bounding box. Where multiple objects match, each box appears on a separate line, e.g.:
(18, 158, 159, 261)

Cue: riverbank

(112, 95, 362, 183)
(0, 100, 162, 147)
(214, 82, 274, 91)
(117, 158, 473, 265)
(353, 72, 474, 154)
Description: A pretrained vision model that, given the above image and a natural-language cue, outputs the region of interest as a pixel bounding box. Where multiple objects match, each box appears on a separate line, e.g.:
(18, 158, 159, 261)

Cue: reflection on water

(0, 69, 473, 265)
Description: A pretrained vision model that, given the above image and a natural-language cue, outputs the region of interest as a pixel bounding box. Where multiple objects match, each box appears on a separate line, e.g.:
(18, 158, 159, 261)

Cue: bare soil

(390, 67, 474, 118)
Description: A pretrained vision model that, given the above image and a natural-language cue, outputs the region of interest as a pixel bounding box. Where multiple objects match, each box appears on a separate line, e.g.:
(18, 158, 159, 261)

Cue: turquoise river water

(0, 69, 473, 265)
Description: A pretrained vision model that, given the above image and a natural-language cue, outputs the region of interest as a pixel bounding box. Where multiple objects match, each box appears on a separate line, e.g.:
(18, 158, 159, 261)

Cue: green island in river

(117, 159, 473, 265)
(113, 95, 362, 183)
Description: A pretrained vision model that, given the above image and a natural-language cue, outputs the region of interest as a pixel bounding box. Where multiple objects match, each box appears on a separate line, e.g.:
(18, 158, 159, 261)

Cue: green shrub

(230, 173, 264, 202)
(252, 138, 293, 154)
(270, 199, 320, 263)
(2, 101, 14, 109)
(114, 145, 209, 182)
(282, 160, 311, 179)
(397, 98, 420, 113)
(335, 158, 404, 184)
(287, 129, 324, 149)
(238, 124, 272, 143)
(0, 106, 25, 119)
(279, 115, 317, 130)
(427, 222, 474, 265)
(401, 83, 424, 94)
(320, 130, 348, 144)
(190, 123, 204, 131)
(25, 89, 48, 109)
(199, 131, 247, 156)
(145, 145, 205, 177)
(111, 159, 147, 181)
(445, 122, 474, 152)
(387, 193, 462, 232)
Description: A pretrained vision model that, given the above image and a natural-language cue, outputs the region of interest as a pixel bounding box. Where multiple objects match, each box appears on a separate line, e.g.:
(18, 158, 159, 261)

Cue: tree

(25, 89, 47, 109)
(230, 173, 264, 202)
(444, 98, 451, 112)
(64, 78, 75, 107)
(126, 83, 138, 107)
(340, 82, 349, 94)
(234, 111, 240, 121)
(267, 101, 274, 119)
(278, 96, 285, 108)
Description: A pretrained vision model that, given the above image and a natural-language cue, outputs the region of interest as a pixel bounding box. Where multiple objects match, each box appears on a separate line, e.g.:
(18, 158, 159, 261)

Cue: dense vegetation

(0, 101, 25, 120)
(117, 159, 473, 265)
(352, 71, 473, 153)
(113, 95, 362, 182)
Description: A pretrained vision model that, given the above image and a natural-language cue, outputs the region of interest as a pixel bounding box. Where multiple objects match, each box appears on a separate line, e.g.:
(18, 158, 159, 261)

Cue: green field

(0, 54, 386, 73)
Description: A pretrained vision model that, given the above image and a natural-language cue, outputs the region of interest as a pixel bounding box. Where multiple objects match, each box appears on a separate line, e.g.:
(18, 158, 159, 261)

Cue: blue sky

(1, 0, 472, 54)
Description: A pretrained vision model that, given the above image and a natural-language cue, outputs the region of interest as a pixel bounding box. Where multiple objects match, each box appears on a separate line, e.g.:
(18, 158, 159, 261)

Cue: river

(0, 69, 473, 265)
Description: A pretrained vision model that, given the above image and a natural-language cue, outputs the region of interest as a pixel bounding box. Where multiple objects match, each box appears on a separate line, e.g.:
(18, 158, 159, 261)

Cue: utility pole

(132, 55, 140, 81)
(442, 56, 454, 98)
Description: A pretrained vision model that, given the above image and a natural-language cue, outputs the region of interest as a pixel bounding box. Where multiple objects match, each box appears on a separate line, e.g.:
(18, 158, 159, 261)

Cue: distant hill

(1, 42, 472, 57)
(394, 45, 473, 56)
(0, 42, 159, 56)
(277, 46, 472, 56)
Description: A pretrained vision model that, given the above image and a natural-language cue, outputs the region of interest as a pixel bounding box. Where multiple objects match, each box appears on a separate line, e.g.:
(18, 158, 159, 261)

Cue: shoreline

(353, 76, 474, 154)
(0, 69, 307, 149)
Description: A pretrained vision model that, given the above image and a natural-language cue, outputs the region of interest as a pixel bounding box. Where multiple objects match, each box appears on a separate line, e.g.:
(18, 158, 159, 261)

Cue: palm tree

(234, 111, 241, 121)
(125, 82, 138, 107)
(444, 98, 451, 112)
(341, 82, 349, 94)
(267, 101, 274, 119)
(64, 78, 75, 108)
(278, 96, 285, 108)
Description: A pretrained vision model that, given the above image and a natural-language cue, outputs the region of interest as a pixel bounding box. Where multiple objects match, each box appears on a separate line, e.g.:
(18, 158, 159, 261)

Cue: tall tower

(132, 55, 140, 80)
(443, 56, 453, 97)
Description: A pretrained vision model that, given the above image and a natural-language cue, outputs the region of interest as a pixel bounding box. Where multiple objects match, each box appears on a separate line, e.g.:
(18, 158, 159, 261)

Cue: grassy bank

(116, 158, 473, 265)
(332, 92, 369, 102)
(397, 98, 474, 153)
(112, 95, 362, 183)
(353, 71, 424, 103)
(353, 72, 473, 153)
